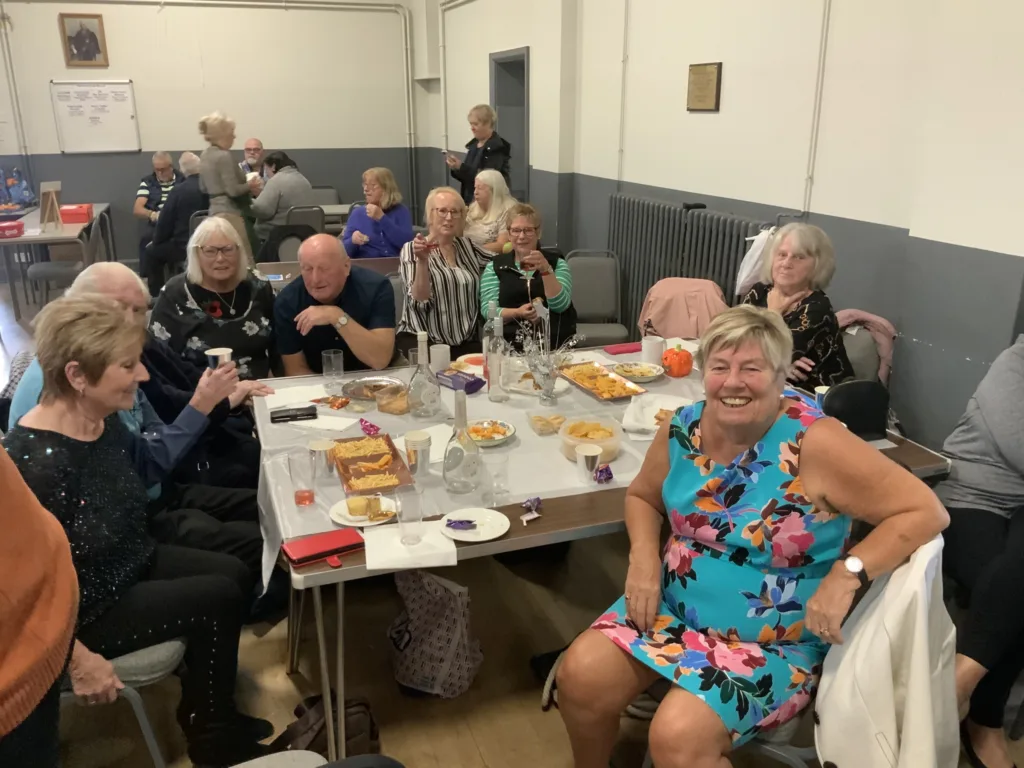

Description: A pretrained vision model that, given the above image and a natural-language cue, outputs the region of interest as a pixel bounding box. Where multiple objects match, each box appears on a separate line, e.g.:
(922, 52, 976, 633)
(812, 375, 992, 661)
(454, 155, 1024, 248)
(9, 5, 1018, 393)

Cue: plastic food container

(558, 417, 623, 463)
(374, 384, 410, 415)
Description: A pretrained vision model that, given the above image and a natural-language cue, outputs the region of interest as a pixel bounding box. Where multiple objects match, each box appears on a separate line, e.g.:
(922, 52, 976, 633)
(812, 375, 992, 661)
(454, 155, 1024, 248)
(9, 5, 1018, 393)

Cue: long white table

(0, 203, 113, 320)
(253, 346, 948, 759)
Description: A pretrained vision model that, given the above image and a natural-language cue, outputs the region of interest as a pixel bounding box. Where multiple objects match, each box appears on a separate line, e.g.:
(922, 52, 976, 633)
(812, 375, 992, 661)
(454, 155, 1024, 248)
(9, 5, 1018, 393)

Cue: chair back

(286, 205, 325, 233)
(188, 209, 209, 236)
(310, 186, 340, 206)
(278, 236, 302, 262)
(566, 250, 622, 323)
(385, 271, 404, 326)
(637, 277, 728, 339)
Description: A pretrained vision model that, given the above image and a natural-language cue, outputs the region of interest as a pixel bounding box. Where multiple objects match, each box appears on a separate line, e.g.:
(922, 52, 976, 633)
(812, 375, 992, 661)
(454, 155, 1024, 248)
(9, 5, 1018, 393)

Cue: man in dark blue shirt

(274, 234, 396, 374)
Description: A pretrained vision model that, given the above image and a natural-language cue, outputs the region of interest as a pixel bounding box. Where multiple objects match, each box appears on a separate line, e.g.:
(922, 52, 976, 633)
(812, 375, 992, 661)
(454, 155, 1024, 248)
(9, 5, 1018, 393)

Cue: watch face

(845, 556, 864, 573)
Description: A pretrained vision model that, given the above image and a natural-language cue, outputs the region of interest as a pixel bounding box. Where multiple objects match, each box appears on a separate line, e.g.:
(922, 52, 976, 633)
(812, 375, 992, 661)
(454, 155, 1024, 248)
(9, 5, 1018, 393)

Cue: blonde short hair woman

(555, 304, 947, 768)
(342, 167, 415, 259)
(150, 216, 277, 378)
(741, 223, 853, 388)
(398, 186, 492, 355)
(464, 169, 517, 252)
(197, 111, 261, 254)
(2, 298, 271, 766)
(445, 103, 512, 205)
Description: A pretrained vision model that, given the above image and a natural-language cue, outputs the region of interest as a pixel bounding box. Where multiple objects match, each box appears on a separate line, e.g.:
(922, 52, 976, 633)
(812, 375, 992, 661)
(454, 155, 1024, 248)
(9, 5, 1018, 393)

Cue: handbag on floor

(269, 692, 379, 757)
(388, 570, 483, 698)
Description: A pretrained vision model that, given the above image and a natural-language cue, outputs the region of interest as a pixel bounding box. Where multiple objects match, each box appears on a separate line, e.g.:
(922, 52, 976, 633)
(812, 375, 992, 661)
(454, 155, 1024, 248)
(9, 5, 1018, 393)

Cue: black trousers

(76, 545, 248, 749)
(143, 240, 186, 297)
(943, 506, 1024, 727)
(149, 483, 262, 596)
(0, 672, 63, 768)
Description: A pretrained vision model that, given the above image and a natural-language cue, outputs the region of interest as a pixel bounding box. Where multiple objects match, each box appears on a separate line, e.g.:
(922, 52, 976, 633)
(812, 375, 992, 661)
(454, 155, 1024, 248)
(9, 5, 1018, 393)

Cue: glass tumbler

(322, 349, 345, 396)
(288, 450, 315, 507)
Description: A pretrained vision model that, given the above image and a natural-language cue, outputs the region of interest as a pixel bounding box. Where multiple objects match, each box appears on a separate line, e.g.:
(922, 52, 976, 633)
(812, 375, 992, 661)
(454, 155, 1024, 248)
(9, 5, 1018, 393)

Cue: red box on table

(0, 220, 24, 238)
(59, 204, 93, 224)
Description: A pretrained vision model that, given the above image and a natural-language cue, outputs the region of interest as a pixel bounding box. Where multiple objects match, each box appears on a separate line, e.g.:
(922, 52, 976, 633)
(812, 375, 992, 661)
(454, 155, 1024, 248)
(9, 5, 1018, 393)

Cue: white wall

(2, 1, 410, 154)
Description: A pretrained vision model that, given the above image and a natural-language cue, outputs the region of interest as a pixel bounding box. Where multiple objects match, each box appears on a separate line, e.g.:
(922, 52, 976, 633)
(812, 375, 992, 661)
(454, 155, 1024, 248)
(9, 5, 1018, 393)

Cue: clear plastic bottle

(408, 331, 441, 418)
(442, 390, 481, 494)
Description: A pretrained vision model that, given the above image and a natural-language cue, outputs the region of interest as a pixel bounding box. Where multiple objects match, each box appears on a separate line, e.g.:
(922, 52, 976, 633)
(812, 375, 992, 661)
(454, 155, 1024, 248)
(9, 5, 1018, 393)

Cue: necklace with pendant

(216, 288, 237, 315)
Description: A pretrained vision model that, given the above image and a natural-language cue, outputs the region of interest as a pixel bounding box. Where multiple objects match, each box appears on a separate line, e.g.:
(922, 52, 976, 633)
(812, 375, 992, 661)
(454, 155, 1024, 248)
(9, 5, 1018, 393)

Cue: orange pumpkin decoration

(662, 346, 693, 378)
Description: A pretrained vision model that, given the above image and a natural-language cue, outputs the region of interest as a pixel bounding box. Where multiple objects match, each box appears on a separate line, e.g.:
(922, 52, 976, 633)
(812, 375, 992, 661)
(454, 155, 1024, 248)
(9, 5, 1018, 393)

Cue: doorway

(490, 47, 529, 202)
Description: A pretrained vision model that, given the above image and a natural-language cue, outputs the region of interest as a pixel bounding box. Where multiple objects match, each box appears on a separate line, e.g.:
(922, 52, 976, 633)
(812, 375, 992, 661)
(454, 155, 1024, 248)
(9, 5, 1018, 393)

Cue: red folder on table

(282, 528, 364, 567)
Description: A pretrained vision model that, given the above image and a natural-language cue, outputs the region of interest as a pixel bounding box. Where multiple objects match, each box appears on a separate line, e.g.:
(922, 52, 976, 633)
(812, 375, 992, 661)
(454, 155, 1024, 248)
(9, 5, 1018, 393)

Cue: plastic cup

(322, 349, 345, 396)
(814, 385, 830, 411)
(206, 347, 233, 369)
(288, 450, 315, 507)
(481, 453, 509, 507)
(430, 344, 451, 373)
(575, 444, 603, 484)
(396, 489, 425, 546)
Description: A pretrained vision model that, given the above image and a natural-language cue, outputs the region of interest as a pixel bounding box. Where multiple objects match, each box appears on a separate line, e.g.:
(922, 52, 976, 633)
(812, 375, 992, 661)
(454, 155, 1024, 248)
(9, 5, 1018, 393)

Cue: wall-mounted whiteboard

(50, 80, 141, 154)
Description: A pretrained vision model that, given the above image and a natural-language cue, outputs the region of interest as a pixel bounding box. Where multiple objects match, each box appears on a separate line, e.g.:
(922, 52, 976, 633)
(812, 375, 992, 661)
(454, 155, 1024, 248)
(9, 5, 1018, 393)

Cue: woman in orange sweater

(0, 449, 79, 766)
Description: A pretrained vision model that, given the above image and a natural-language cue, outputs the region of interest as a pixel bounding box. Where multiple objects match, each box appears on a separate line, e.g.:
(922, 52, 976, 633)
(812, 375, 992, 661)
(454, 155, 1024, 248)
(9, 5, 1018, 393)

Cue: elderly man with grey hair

(7, 262, 279, 609)
(147, 151, 211, 295)
(134, 150, 184, 268)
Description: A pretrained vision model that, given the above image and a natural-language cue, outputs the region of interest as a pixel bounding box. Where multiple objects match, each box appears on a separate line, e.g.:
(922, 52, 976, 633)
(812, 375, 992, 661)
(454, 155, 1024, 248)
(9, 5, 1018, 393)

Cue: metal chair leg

(312, 586, 337, 760)
(120, 686, 167, 768)
(287, 587, 306, 674)
(747, 742, 815, 768)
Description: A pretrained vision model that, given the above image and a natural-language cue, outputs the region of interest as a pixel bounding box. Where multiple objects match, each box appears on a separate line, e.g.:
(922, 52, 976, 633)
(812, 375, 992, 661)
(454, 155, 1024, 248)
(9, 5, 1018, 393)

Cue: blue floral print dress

(593, 392, 850, 745)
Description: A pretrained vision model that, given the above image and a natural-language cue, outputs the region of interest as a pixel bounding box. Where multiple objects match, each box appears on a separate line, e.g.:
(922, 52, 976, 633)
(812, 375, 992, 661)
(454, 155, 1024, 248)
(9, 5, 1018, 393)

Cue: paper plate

(329, 495, 398, 528)
(614, 363, 665, 383)
(452, 353, 485, 375)
(467, 419, 516, 447)
(440, 508, 511, 542)
(506, 371, 572, 397)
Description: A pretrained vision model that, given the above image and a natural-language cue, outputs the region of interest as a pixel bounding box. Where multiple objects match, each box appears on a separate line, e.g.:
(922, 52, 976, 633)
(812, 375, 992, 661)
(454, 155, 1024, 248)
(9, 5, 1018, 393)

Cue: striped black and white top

(397, 237, 492, 346)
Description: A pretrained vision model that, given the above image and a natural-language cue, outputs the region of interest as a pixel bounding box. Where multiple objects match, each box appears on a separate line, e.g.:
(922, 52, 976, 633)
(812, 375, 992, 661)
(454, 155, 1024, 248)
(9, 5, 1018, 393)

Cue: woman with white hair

(198, 111, 262, 255)
(741, 223, 853, 389)
(446, 104, 512, 205)
(555, 305, 948, 768)
(397, 186, 492, 356)
(463, 169, 517, 252)
(150, 216, 276, 378)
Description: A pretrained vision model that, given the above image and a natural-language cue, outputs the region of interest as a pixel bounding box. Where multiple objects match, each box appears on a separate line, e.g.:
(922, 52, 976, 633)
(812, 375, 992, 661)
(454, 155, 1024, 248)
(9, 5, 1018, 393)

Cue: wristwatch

(334, 313, 349, 334)
(843, 555, 869, 588)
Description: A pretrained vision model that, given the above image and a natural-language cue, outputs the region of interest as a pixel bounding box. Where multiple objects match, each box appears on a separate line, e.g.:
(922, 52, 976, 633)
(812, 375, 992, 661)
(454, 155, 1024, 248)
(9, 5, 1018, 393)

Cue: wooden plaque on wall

(687, 62, 722, 112)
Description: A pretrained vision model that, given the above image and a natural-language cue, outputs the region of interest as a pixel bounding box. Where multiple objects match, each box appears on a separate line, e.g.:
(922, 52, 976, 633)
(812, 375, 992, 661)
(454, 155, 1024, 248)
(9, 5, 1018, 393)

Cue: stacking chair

(564, 249, 629, 346)
(286, 205, 326, 234)
(309, 186, 340, 206)
(189, 209, 209, 236)
(61, 639, 186, 768)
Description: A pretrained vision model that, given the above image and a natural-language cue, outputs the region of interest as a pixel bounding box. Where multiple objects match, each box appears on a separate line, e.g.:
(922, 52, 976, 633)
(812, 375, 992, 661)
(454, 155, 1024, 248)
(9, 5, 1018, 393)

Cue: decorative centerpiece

(511, 301, 584, 406)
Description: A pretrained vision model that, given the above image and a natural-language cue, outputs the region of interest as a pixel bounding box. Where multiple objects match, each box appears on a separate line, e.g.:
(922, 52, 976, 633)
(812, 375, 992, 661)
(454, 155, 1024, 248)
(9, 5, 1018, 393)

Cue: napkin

(394, 423, 454, 464)
(265, 384, 327, 411)
(363, 522, 458, 571)
(623, 394, 693, 433)
(288, 415, 359, 432)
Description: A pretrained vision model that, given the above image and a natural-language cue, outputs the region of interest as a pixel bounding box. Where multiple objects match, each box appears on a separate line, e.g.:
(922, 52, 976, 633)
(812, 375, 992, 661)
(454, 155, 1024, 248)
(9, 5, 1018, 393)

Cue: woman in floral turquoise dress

(556, 306, 948, 768)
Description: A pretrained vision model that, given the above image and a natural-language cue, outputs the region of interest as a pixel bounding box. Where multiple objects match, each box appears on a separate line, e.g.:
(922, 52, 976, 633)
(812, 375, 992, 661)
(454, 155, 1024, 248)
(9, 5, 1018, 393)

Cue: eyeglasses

(435, 208, 462, 219)
(509, 227, 537, 236)
(199, 244, 239, 257)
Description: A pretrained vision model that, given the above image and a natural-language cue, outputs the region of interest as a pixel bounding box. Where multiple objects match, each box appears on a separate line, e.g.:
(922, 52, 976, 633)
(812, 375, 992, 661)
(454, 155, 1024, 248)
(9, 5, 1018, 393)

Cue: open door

(490, 47, 529, 202)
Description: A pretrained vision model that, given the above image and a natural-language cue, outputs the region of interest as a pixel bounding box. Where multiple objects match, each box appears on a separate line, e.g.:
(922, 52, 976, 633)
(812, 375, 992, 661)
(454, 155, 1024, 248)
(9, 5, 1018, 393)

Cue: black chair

(188, 209, 209, 236)
(285, 206, 325, 233)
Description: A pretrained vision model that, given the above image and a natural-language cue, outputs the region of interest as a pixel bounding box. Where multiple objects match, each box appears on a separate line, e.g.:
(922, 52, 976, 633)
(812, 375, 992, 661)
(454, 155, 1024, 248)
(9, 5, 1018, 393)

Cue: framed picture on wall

(59, 13, 109, 68)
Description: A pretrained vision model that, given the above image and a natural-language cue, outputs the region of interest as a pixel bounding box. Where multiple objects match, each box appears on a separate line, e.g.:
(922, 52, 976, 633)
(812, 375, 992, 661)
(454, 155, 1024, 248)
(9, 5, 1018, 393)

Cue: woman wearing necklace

(151, 216, 277, 379)
(479, 202, 577, 350)
(397, 186, 492, 357)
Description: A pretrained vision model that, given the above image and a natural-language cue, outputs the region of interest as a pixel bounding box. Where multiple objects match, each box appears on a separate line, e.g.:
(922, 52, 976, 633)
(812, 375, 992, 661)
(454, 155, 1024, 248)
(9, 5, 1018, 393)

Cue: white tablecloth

(254, 346, 704, 587)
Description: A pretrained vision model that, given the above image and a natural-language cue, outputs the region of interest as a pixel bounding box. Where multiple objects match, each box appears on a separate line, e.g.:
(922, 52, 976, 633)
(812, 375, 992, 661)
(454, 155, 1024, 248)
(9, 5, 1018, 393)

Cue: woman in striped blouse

(397, 186, 492, 357)
(479, 203, 577, 350)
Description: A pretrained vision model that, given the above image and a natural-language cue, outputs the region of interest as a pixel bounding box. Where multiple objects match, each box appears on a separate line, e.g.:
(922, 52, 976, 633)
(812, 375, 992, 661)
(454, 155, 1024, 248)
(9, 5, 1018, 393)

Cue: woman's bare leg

(648, 686, 732, 768)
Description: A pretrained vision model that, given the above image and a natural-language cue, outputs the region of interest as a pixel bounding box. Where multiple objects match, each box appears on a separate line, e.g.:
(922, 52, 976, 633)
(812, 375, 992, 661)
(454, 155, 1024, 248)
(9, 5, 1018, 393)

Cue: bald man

(274, 234, 396, 374)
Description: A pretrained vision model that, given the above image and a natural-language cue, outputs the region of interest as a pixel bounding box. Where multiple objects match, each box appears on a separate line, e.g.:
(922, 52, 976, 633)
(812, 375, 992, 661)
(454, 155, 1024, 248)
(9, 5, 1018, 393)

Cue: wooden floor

(0, 282, 1016, 768)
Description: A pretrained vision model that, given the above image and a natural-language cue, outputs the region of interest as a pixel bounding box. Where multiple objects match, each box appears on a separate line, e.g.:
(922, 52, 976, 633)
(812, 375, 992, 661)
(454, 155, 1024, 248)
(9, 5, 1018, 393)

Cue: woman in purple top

(342, 167, 414, 259)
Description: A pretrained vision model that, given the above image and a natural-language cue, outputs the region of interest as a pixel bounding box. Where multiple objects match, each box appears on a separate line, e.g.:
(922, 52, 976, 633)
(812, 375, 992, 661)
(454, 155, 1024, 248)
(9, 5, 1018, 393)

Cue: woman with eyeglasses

(150, 216, 277, 379)
(479, 203, 577, 349)
(343, 167, 414, 259)
(397, 186, 492, 357)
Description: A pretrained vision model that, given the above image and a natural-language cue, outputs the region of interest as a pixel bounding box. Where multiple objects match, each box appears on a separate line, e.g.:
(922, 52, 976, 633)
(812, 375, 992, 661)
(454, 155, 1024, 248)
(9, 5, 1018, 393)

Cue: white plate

(440, 508, 512, 542)
(506, 372, 572, 397)
(467, 419, 516, 447)
(329, 496, 398, 528)
(614, 363, 665, 383)
(453, 353, 486, 375)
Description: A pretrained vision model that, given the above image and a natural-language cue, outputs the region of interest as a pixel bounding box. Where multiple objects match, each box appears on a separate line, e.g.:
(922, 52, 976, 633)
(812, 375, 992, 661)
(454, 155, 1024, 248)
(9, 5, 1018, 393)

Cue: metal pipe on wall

(0, 0, 417, 199)
(615, 0, 630, 190)
(439, 0, 478, 185)
(801, 0, 833, 215)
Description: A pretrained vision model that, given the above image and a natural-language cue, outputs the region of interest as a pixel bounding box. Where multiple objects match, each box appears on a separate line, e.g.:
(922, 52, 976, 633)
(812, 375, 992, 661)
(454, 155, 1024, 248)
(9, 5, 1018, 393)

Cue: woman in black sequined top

(2, 297, 272, 766)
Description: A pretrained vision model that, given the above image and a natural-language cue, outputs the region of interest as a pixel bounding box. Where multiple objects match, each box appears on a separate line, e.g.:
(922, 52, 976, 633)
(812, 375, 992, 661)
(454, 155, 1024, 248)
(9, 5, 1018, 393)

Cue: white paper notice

(363, 522, 458, 571)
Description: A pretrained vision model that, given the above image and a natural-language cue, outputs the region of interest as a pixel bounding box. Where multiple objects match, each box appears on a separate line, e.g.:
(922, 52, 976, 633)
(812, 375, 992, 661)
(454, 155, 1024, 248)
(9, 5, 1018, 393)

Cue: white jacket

(814, 537, 959, 767)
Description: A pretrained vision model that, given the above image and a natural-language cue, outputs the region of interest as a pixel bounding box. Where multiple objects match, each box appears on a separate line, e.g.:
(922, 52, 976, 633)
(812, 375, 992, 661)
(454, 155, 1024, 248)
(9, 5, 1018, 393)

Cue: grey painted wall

(567, 172, 1024, 449)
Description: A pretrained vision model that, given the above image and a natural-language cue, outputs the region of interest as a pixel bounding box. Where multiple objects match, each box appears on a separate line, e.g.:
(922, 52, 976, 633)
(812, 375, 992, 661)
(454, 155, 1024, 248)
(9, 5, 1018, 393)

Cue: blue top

(9, 358, 208, 498)
(342, 203, 414, 259)
(273, 266, 396, 373)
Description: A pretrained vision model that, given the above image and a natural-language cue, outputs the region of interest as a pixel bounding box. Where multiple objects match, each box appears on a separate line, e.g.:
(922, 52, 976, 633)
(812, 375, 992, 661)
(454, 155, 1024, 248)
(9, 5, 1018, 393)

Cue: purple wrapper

(521, 497, 542, 512)
(446, 519, 477, 530)
(594, 464, 614, 484)
(359, 419, 381, 436)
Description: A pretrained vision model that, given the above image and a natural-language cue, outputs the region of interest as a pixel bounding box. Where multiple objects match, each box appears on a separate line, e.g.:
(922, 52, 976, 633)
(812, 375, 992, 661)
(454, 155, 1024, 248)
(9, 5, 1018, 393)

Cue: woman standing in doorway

(446, 104, 511, 205)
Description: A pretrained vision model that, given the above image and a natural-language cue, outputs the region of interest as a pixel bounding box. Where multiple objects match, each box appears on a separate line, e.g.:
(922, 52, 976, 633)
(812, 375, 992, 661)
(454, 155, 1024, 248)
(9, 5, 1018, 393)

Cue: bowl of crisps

(558, 417, 623, 463)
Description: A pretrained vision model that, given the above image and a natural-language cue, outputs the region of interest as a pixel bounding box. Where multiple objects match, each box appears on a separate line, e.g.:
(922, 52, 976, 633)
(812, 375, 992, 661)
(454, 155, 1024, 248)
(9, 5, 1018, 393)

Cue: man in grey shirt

(250, 151, 316, 240)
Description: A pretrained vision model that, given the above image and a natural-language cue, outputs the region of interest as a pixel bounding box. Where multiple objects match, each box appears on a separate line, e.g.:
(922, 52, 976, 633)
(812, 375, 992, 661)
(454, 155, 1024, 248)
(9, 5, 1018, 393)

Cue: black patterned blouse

(742, 282, 854, 388)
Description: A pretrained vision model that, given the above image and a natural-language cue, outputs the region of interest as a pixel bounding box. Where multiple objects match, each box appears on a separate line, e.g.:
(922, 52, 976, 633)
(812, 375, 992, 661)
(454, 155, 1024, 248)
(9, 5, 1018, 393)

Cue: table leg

(287, 587, 305, 674)
(2, 246, 21, 321)
(335, 582, 347, 759)
(311, 586, 338, 760)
